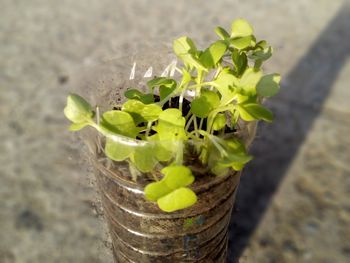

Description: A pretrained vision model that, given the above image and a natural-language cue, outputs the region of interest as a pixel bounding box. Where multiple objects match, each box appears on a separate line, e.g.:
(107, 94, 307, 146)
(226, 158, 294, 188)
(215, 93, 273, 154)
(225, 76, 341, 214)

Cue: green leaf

(199, 40, 227, 68)
(162, 165, 194, 189)
(256, 73, 281, 97)
(231, 19, 254, 38)
(105, 137, 134, 161)
(131, 144, 158, 172)
(180, 68, 192, 87)
(68, 122, 89, 131)
(154, 109, 186, 140)
(157, 187, 197, 212)
(212, 69, 239, 105)
(181, 53, 208, 72)
(239, 67, 262, 96)
(148, 135, 175, 162)
(237, 103, 274, 122)
(191, 90, 220, 118)
(173, 36, 197, 56)
(217, 139, 253, 170)
(215, 26, 230, 40)
(64, 93, 93, 124)
(173, 37, 207, 71)
(249, 46, 273, 61)
(211, 163, 229, 177)
(212, 113, 226, 131)
(147, 77, 176, 91)
(122, 100, 162, 123)
(100, 110, 139, 137)
(144, 180, 172, 201)
(124, 89, 154, 104)
(159, 85, 176, 101)
(230, 36, 255, 50)
(232, 49, 248, 76)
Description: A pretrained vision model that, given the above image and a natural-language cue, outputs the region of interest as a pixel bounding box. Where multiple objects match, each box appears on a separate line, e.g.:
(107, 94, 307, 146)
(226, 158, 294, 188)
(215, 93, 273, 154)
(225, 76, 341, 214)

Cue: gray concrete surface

(1, 0, 349, 262)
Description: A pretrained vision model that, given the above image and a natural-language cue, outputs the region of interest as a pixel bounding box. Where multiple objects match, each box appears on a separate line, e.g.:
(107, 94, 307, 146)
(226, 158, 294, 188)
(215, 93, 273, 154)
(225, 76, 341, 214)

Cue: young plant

(64, 19, 281, 212)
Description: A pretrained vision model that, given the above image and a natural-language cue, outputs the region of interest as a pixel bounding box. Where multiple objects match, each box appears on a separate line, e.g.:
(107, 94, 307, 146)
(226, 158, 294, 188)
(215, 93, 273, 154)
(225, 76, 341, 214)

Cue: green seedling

(64, 19, 280, 212)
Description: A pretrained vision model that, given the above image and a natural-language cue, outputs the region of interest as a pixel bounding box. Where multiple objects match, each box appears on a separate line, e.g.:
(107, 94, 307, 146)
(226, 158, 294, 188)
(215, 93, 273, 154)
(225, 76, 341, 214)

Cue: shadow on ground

(228, 2, 350, 262)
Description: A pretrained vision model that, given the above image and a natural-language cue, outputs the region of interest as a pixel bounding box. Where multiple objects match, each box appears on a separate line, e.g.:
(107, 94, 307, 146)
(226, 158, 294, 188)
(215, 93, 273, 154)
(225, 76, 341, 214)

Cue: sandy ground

(1, 0, 349, 262)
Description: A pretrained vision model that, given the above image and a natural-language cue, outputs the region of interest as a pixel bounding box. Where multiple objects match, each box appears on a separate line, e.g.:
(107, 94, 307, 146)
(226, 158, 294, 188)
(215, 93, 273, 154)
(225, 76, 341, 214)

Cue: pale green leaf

(157, 187, 197, 212)
(199, 40, 227, 68)
(256, 73, 281, 97)
(173, 36, 197, 56)
(131, 144, 158, 173)
(212, 69, 239, 105)
(154, 109, 186, 140)
(144, 181, 172, 201)
(162, 165, 194, 189)
(100, 110, 138, 137)
(64, 93, 93, 124)
(215, 26, 230, 40)
(68, 122, 89, 131)
(122, 100, 162, 123)
(212, 113, 226, 131)
(230, 36, 255, 50)
(105, 137, 134, 161)
(239, 67, 262, 95)
(231, 19, 254, 38)
(180, 53, 208, 72)
(148, 135, 175, 162)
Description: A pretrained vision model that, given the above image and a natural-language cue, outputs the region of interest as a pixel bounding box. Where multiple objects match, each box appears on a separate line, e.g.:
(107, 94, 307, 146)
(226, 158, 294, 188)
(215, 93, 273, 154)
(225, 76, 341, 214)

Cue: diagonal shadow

(228, 2, 350, 262)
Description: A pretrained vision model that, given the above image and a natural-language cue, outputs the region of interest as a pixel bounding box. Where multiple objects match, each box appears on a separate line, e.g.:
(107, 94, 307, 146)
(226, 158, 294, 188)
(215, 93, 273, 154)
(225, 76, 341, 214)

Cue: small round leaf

(157, 187, 197, 212)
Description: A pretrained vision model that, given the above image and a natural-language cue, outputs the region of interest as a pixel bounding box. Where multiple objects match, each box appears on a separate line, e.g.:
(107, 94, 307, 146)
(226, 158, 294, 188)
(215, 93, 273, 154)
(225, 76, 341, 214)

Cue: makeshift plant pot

(64, 19, 281, 263)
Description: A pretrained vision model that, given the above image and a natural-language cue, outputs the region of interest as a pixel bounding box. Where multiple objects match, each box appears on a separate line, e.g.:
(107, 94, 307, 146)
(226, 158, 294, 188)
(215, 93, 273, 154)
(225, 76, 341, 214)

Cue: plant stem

(185, 114, 195, 132)
(145, 121, 153, 137)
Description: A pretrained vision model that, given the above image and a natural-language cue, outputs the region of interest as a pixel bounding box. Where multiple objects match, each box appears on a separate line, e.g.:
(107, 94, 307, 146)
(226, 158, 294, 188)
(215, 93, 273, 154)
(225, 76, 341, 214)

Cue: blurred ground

(1, 0, 349, 262)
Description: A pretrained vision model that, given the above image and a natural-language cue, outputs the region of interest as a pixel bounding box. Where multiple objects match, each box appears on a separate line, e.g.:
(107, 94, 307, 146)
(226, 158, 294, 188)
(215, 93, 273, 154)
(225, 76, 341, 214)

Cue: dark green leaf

(124, 89, 154, 104)
(191, 90, 220, 118)
(237, 103, 274, 122)
(249, 46, 273, 61)
(256, 73, 281, 97)
(159, 85, 176, 101)
(232, 49, 247, 76)
(147, 77, 176, 91)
